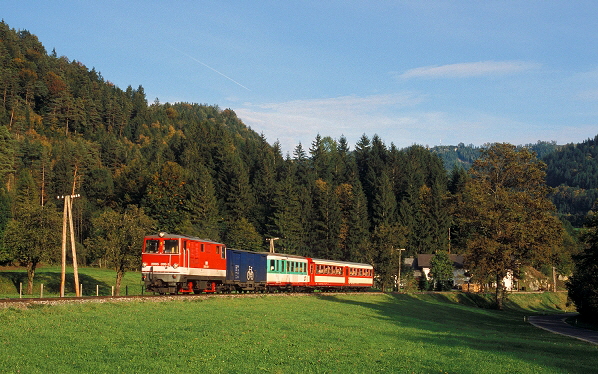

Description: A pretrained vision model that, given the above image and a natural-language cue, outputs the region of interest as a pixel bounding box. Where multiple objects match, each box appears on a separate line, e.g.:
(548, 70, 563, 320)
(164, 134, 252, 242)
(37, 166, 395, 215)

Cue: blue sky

(3, 1, 598, 154)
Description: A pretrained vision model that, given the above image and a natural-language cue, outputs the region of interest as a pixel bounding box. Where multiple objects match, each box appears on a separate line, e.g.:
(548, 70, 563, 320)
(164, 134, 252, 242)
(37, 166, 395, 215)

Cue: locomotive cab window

(145, 240, 159, 253)
(164, 240, 179, 254)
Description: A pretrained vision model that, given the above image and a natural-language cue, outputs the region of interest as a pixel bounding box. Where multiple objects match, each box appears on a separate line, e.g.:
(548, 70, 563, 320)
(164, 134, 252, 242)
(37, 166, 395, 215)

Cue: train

(141, 232, 374, 294)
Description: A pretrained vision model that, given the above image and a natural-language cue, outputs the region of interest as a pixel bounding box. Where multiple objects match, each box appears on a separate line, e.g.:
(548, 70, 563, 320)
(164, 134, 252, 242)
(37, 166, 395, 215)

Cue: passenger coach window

(164, 240, 179, 254)
(145, 240, 159, 253)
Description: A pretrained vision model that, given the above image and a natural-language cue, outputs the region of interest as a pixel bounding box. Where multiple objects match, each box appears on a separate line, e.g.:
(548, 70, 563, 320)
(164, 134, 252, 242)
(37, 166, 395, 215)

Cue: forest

(0, 22, 595, 292)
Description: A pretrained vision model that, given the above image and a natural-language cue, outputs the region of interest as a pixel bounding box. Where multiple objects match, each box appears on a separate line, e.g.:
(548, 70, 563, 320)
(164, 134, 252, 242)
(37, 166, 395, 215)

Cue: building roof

(415, 254, 464, 269)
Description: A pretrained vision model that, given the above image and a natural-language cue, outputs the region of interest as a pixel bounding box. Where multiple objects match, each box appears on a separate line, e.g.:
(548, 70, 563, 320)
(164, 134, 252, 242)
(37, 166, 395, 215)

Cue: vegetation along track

(0, 291, 384, 309)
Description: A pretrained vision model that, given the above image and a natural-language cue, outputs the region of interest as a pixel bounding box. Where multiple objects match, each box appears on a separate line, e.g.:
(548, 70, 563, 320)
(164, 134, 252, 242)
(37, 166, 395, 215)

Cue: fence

(17, 282, 146, 298)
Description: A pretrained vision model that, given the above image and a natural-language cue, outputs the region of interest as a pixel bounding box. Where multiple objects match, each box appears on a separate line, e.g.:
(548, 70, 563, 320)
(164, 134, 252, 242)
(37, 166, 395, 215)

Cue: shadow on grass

(316, 292, 597, 373)
(0, 271, 112, 296)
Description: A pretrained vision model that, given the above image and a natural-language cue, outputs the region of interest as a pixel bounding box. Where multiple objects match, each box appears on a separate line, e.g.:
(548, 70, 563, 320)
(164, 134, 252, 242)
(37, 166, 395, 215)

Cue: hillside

(432, 139, 598, 227)
(0, 21, 587, 291)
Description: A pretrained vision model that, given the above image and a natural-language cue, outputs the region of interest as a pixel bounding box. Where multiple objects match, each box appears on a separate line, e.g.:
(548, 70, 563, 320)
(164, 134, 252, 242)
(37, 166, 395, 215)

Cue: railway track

(0, 291, 383, 309)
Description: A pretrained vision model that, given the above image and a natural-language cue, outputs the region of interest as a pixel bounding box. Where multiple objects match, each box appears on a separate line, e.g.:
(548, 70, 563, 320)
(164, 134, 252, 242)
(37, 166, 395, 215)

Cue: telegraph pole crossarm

(267, 238, 279, 253)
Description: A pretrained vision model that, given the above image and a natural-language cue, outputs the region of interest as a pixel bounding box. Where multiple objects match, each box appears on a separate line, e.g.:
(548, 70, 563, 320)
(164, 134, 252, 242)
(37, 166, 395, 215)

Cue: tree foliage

(3, 201, 61, 293)
(429, 251, 453, 291)
(567, 211, 598, 323)
(0, 22, 581, 296)
(85, 206, 155, 295)
(460, 143, 563, 308)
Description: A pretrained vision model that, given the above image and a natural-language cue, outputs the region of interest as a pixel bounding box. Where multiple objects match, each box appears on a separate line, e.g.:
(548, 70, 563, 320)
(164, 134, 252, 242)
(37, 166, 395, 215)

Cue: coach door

(281, 259, 290, 284)
(182, 240, 188, 268)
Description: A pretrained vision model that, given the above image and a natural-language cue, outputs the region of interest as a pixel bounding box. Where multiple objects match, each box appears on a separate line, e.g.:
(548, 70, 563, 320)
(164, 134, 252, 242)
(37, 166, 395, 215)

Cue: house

(412, 254, 467, 287)
(409, 254, 515, 291)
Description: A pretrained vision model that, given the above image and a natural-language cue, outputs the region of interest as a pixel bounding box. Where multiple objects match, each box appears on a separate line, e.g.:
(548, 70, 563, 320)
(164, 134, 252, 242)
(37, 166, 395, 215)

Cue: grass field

(0, 288, 596, 373)
(0, 266, 145, 298)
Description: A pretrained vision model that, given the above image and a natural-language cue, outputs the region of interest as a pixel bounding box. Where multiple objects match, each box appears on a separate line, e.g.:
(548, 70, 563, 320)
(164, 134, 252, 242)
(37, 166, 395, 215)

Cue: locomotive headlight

(173, 263, 179, 269)
(142, 262, 147, 267)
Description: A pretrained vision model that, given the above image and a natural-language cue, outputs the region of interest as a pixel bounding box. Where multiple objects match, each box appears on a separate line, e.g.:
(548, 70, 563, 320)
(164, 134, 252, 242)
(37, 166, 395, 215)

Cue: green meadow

(0, 287, 596, 373)
(0, 266, 145, 298)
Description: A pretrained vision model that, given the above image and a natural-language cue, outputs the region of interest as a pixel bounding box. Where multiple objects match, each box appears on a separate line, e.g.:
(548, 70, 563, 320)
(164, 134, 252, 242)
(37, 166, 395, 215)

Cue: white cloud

(576, 89, 598, 101)
(398, 60, 541, 79)
(234, 92, 594, 156)
(235, 93, 427, 153)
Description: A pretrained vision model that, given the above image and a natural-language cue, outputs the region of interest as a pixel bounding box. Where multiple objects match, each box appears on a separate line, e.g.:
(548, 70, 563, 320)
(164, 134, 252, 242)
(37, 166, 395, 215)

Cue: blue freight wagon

(225, 249, 268, 291)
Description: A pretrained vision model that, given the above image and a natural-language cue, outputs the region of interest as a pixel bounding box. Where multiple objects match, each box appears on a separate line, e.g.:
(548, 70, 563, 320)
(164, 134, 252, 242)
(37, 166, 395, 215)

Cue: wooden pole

(60, 196, 68, 297)
(67, 196, 80, 297)
(267, 238, 279, 253)
(59, 193, 81, 297)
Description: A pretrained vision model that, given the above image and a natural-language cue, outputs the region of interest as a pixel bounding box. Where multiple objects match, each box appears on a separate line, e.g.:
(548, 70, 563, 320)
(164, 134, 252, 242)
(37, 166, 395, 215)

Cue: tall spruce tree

(312, 179, 342, 259)
(270, 160, 306, 255)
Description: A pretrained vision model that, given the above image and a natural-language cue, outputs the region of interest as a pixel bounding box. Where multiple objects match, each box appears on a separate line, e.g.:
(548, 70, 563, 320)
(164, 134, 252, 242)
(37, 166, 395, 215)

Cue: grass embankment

(0, 266, 144, 298)
(0, 291, 595, 373)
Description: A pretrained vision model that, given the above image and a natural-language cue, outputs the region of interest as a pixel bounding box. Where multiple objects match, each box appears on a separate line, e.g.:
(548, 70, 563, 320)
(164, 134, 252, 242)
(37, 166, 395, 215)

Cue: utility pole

(393, 248, 406, 292)
(267, 238, 279, 253)
(58, 194, 81, 297)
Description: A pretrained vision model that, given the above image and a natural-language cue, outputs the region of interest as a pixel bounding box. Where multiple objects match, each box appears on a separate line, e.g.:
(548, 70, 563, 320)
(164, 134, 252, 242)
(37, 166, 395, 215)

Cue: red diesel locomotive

(141, 232, 374, 294)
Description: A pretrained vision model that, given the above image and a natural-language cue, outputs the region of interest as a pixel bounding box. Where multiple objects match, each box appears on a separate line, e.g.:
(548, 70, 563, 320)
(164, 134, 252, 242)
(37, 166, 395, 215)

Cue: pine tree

(312, 179, 342, 259)
(143, 161, 188, 232)
(184, 162, 220, 240)
(567, 210, 598, 322)
(270, 160, 306, 255)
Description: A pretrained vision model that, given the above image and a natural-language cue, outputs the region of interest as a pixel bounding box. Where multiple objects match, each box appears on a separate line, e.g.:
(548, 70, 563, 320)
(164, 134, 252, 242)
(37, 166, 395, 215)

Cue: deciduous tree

(3, 196, 61, 294)
(429, 251, 454, 291)
(86, 205, 155, 295)
(461, 143, 563, 309)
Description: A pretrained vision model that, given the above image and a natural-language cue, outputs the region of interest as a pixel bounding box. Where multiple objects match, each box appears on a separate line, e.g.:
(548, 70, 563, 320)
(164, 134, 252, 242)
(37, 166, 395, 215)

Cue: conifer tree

(184, 162, 220, 240)
(270, 160, 305, 255)
(567, 210, 598, 322)
(143, 161, 188, 232)
(312, 179, 342, 259)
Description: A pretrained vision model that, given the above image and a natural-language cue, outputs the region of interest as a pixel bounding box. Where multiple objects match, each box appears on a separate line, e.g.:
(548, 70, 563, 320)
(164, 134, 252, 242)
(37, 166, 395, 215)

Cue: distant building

(411, 254, 467, 287)
(408, 254, 515, 291)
